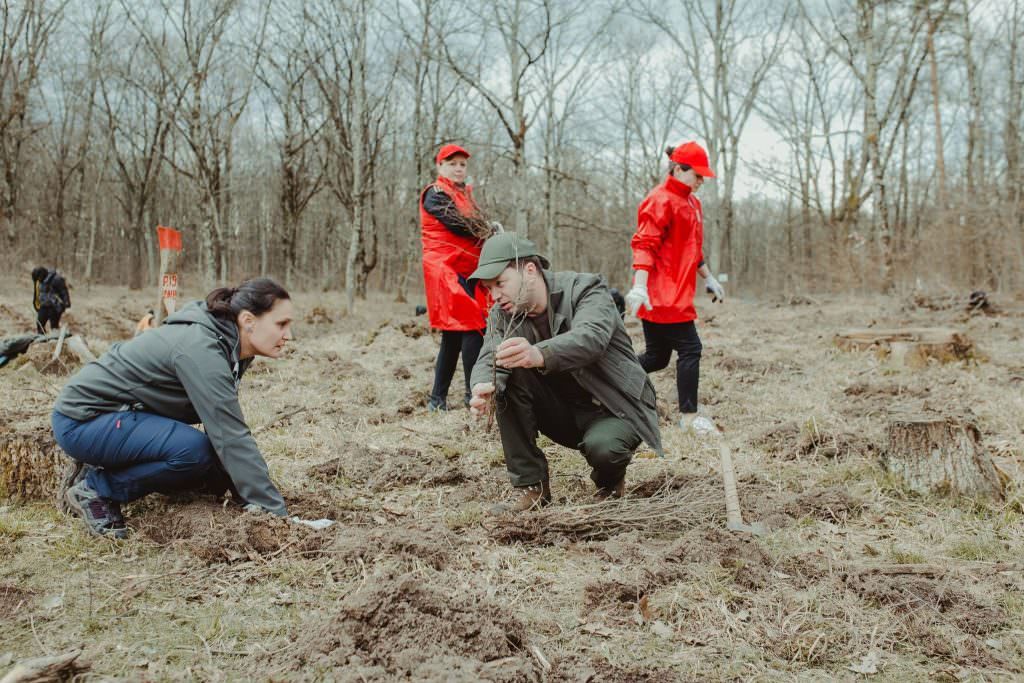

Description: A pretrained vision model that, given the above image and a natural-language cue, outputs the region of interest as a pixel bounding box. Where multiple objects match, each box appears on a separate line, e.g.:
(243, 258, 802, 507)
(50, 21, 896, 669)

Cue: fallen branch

(0, 650, 88, 683)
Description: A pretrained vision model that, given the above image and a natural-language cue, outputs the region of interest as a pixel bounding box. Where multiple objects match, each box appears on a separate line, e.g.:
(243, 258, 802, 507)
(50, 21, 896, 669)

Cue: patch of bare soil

(397, 318, 431, 339)
(330, 525, 453, 570)
(550, 657, 680, 682)
(844, 572, 1010, 668)
(751, 485, 866, 525)
(627, 471, 710, 498)
(846, 573, 1006, 636)
(133, 500, 331, 564)
(0, 583, 34, 620)
(288, 571, 535, 681)
(751, 420, 876, 460)
(582, 578, 651, 619)
(843, 381, 932, 400)
(660, 527, 776, 590)
(307, 444, 470, 490)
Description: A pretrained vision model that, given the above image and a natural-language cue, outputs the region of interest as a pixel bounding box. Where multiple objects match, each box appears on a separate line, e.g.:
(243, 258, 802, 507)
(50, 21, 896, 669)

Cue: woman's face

(674, 166, 704, 191)
(239, 298, 294, 359)
(437, 154, 469, 183)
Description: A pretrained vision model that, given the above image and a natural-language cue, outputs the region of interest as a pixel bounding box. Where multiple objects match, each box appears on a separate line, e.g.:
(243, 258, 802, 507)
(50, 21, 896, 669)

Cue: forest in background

(1, 0, 1022, 310)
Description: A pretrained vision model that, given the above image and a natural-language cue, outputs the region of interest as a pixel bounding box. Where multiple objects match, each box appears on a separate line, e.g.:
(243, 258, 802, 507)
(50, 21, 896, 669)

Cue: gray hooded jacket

(54, 301, 287, 516)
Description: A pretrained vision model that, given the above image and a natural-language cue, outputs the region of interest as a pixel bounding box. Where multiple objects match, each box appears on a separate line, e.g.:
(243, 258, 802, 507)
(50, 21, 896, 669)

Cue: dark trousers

(51, 410, 229, 503)
(496, 368, 641, 489)
(430, 330, 484, 407)
(638, 320, 702, 414)
(36, 306, 62, 334)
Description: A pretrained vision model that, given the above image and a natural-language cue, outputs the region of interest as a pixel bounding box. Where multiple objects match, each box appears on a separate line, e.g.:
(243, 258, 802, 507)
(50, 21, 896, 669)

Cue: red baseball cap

(669, 141, 715, 178)
(435, 144, 471, 163)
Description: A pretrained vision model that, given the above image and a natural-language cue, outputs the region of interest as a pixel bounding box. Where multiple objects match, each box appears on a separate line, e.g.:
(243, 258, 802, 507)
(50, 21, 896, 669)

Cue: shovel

(716, 436, 767, 536)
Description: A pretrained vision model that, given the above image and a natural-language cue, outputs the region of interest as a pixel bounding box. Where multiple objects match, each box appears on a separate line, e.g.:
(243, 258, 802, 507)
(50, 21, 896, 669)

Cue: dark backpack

(39, 271, 66, 309)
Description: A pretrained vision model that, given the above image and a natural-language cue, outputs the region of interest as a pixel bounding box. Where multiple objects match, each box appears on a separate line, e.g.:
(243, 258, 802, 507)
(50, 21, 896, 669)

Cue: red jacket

(630, 175, 705, 324)
(419, 176, 490, 331)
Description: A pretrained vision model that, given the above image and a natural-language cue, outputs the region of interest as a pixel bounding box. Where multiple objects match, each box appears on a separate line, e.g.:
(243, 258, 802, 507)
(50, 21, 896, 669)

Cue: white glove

(624, 286, 651, 317)
(291, 516, 335, 530)
(705, 274, 725, 302)
(490, 221, 505, 234)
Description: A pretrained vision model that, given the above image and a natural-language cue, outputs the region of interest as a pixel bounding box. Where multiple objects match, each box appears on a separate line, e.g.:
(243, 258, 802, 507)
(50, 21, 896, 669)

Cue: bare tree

(0, 0, 65, 250)
(637, 0, 792, 277)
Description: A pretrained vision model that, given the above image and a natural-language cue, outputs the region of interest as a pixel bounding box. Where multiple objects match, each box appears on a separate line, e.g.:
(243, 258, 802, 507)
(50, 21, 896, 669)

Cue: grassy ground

(1, 279, 1022, 681)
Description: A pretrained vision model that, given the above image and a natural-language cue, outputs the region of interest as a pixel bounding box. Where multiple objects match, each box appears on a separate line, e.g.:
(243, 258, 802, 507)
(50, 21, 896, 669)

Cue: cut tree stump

(882, 414, 1005, 500)
(834, 327, 974, 367)
(0, 649, 88, 683)
(0, 423, 67, 502)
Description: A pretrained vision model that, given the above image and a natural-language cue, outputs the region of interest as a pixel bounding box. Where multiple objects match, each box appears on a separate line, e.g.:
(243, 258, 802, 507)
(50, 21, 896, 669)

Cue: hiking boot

(64, 480, 128, 539)
(489, 481, 552, 515)
(593, 479, 626, 502)
(57, 460, 88, 514)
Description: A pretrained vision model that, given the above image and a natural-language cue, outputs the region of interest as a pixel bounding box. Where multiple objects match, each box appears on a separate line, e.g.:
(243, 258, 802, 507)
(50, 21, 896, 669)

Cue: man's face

(436, 154, 468, 183)
(481, 263, 538, 315)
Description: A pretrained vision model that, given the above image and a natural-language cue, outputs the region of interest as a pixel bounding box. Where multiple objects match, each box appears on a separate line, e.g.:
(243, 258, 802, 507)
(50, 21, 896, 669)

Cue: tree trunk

(883, 415, 1004, 499)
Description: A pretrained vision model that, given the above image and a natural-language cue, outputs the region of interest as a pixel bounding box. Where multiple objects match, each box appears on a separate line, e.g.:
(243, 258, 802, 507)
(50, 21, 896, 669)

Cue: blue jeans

(51, 410, 227, 503)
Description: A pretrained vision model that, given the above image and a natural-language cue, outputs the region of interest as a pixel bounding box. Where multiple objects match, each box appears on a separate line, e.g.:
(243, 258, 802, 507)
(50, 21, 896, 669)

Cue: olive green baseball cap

(468, 233, 550, 284)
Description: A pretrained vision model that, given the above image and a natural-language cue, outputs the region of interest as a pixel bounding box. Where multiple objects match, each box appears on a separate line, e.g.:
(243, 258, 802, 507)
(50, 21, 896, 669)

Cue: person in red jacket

(420, 144, 495, 411)
(626, 142, 725, 434)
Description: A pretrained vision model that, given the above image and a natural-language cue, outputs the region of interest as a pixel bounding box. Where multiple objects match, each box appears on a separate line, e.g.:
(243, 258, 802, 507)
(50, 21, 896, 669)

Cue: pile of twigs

(486, 474, 725, 545)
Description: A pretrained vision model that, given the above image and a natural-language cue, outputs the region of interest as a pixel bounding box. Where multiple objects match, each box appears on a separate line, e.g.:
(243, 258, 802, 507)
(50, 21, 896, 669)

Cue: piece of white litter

(291, 517, 334, 530)
(848, 651, 880, 675)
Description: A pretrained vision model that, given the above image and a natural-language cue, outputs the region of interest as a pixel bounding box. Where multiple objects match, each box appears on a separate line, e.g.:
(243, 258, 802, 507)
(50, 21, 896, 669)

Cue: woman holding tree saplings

(419, 143, 499, 411)
(626, 141, 726, 436)
(51, 277, 331, 539)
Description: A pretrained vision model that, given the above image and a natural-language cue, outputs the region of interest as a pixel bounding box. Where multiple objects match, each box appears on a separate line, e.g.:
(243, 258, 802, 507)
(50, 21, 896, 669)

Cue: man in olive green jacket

(468, 233, 663, 513)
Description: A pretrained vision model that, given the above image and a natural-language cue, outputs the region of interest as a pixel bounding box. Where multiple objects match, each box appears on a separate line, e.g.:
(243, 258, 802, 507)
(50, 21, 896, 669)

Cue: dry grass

(1, 277, 1023, 680)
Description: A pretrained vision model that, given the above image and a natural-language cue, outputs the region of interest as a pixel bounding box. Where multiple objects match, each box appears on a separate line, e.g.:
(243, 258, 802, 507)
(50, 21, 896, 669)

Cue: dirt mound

(305, 306, 333, 324)
(0, 583, 34, 620)
(308, 445, 469, 491)
(784, 486, 864, 521)
(289, 571, 534, 681)
(133, 500, 331, 564)
(752, 420, 875, 460)
(331, 525, 453, 570)
(397, 319, 430, 339)
(551, 656, 679, 682)
(845, 573, 1006, 636)
(628, 471, 709, 498)
(661, 527, 775, 590)
(582, 578, 650, 618)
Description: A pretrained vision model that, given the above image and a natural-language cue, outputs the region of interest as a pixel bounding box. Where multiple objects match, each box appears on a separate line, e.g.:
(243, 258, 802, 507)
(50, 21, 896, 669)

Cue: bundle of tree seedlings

(486, 475, 725, 545)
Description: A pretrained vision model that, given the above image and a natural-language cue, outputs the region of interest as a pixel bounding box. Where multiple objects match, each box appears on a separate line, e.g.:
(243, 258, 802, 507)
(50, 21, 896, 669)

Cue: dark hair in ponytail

(205, 277, 290, 321)
(665, 146, 691, 175)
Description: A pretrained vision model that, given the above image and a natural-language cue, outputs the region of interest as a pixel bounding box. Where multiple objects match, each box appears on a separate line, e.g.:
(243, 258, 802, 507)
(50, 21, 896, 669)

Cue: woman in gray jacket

(52, 278, 293, 538)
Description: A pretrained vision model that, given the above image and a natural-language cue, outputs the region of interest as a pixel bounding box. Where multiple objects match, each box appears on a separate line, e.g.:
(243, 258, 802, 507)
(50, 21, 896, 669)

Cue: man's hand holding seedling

(494, 337, 544, 370)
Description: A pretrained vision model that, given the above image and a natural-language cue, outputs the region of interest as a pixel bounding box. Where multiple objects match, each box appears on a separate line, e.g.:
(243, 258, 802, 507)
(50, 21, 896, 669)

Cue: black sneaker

(427, 397, 449, 412)
(64, 480, 128, 539)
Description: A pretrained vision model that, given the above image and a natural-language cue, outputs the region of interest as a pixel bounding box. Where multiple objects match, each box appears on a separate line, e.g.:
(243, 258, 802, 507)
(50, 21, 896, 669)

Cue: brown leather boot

(489, 481, 552, 515)
(593, 478, 625, 502)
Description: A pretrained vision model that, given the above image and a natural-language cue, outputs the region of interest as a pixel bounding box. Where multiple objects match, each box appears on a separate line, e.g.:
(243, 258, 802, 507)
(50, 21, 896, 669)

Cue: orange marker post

(155, 226, 182, 324)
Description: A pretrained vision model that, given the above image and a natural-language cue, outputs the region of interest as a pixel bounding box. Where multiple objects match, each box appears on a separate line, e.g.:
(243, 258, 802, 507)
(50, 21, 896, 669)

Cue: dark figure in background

(32, 266, 71, 334)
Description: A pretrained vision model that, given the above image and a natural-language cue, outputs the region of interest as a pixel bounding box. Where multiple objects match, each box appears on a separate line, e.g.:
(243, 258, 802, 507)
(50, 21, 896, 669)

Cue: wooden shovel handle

(719, 441, 744, 528)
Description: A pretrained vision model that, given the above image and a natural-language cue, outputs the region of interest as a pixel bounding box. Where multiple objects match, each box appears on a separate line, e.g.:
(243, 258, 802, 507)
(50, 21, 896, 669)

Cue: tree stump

(834, 328, 974, 367)
(0, 424, 67, 502)
(882, 415, 1004, 500)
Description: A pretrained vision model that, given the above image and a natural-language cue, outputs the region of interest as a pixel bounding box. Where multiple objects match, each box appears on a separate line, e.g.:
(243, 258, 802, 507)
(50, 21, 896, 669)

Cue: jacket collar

(540, 269, 567, 335)
(663, 174, 693, 198)
(435, 176, 469, 194)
